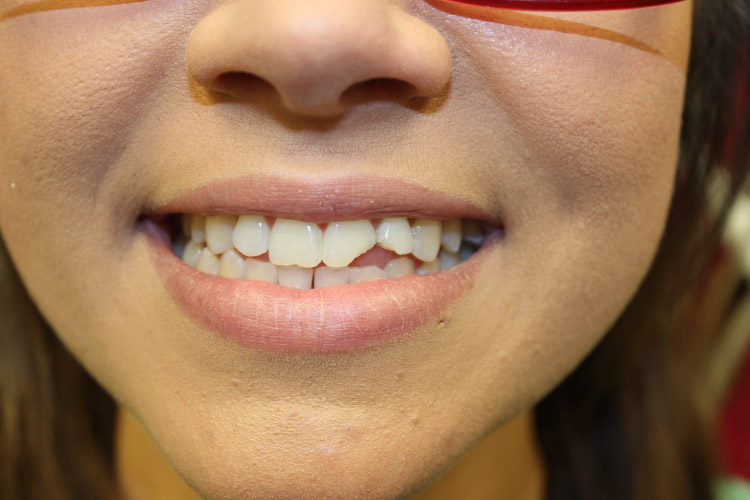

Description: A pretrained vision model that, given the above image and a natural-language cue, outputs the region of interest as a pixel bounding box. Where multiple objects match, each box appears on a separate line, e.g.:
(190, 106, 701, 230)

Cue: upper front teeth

(177, 214, 487, 287)
(184, 215, 481, 269)
(268, 219, 324, 268)
(323, 220, 377, 267)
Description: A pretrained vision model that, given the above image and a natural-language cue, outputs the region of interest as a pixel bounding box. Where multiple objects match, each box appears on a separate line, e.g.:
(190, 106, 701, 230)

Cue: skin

(0, 0, 692, 499)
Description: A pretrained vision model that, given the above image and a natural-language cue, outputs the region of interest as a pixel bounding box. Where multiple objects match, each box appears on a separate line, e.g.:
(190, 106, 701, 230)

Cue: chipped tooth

(182, 240, 203, 268)
(411, 219, 441, 262)
(441, 218, 461, 253)
(384, 257, 415, 278)
(191, 215, 206, 244)
(205, 215, 237, 254)
(218, 249, 246, 279)
(376, 217, 414, 255)
(349, 266, 387, 283)
(233, 215, 270, 257)
(182, 214, 192, 239)
(462, 219, 484, 246)
(416, 259, 440, 275)
(278, 265, 313, 289)
(314, 267, 350, 288)
(196, 247, 220, 275)
(269, 218, 323, 268)
(323, 220, 376, 267)
(245, 259, 278, 284)
(439, 250, 460, 271)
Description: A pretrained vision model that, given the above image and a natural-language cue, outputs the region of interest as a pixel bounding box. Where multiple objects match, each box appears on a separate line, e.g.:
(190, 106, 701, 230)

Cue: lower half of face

(0, 0, 691, 498)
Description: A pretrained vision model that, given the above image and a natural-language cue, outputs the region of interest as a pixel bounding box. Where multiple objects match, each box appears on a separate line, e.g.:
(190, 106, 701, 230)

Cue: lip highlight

(144, 176, 502, 352)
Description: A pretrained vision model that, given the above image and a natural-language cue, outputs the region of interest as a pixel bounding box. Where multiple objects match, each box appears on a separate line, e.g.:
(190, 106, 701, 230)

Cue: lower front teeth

(174, 215, 485, 288)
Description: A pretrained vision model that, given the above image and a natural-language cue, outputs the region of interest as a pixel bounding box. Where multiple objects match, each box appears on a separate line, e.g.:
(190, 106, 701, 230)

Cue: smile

(144, 175, 504, 352)
(175, 214, 488, 289)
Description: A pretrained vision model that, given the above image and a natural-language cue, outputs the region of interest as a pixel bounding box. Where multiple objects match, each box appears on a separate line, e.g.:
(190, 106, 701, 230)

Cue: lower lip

(145, 221, 496, 352)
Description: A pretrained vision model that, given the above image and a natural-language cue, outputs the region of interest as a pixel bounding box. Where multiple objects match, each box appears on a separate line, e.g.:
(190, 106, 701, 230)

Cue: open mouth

(171, 214, 490, 289)
(144, 175, 503, 352)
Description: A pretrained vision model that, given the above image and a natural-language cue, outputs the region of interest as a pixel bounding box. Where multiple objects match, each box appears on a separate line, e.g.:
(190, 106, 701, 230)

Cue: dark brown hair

(535, 1, 750, 500)
(1, 1, 749, 499)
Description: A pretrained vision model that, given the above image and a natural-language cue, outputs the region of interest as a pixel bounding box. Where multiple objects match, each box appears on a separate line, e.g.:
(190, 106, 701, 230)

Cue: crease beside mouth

(165, 213, 496, 289)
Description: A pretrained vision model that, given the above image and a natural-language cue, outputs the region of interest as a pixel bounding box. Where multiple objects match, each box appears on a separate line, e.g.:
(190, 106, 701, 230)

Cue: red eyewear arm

(443, 0, 686, 11)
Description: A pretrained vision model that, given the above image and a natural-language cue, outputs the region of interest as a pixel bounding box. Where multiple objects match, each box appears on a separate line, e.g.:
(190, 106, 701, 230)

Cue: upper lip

(146, 173, 502, 226)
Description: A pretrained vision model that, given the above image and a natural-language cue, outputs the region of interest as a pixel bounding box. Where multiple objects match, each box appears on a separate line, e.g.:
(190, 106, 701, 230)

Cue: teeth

(233, 215, 270, 257)
(459, 241, 479, 262)
(349, 266, 387, 283)
(376, 217, 413, 255)
(205, 215, 237, 254)
(323, 220, 376, 268)
(191, 215, 206, 244)
(196, 247, 220, 275)
(182, 239, 203, 268)
(269, 219, 323, 268)
(411, 219, 441, 262)
(182, 214, 192, 240)
(416, 259, 440, 275)
(178, 214, 487, 286)
(441, 218, 461, 253)
(173, 234, 187, 260)
(245, 259, 278, 284)
(439, 250, 460, 271)
(462, 219, 484, 246)
(314, 266, 350, 288)
(278, 266, 313, 289)
(218, 249, 246, 279)
(384, 257, 415, 278)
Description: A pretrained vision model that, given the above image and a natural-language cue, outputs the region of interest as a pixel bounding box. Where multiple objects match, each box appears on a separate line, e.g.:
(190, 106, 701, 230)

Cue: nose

(186, 0, 452, 118)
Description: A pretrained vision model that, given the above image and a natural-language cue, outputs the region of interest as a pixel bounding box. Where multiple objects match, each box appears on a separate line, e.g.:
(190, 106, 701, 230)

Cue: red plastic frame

(442, 0, 685, 11)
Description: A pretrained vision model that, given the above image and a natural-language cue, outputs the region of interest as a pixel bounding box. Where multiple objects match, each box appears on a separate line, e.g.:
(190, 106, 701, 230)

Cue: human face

(0, 0, 691, 498)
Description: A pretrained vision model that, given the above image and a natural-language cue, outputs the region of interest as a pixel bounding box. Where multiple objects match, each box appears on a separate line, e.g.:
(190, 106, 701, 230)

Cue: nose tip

(186, 0, 452, 118)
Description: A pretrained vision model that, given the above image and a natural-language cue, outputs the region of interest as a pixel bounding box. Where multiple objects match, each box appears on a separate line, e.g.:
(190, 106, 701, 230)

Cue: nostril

(214, 71, 275, 98)
(341, 78, 418, 107)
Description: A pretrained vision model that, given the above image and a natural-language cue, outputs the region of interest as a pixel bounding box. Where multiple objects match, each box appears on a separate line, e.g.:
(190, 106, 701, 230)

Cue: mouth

(173, 214, 489, 287)
(143, 175, 503, 352)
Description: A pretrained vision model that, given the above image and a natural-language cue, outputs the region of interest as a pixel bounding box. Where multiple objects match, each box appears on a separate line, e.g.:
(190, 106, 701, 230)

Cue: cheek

(425, 16, 688, 397)
(0, 3, 192, 306)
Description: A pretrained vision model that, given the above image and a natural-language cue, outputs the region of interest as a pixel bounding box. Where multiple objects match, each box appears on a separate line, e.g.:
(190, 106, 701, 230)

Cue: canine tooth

(182, 240, 203, 268)
(323, 220, 376, 267)
(205, 215, 237, 254)
(269, 219, 323, 268)
(416, 259, 440, 275)
(191, 215, 206, 244)
(441, 218, 461, 253)
(349, 266, 386, 283)
(439, 250, 460, 271)
(462, 219, 484, 246)
(375, 217, 413, 255)
(384, 257, 415, 278)
(411, 219, 441, 262)
(314, 267, 350, 288)
(233, 215, 270, 257)
(245, 260, 278, 284)
(218, 249, 246, 279)
(196, 248, 220, 275)
(278, 266, 313, 289)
